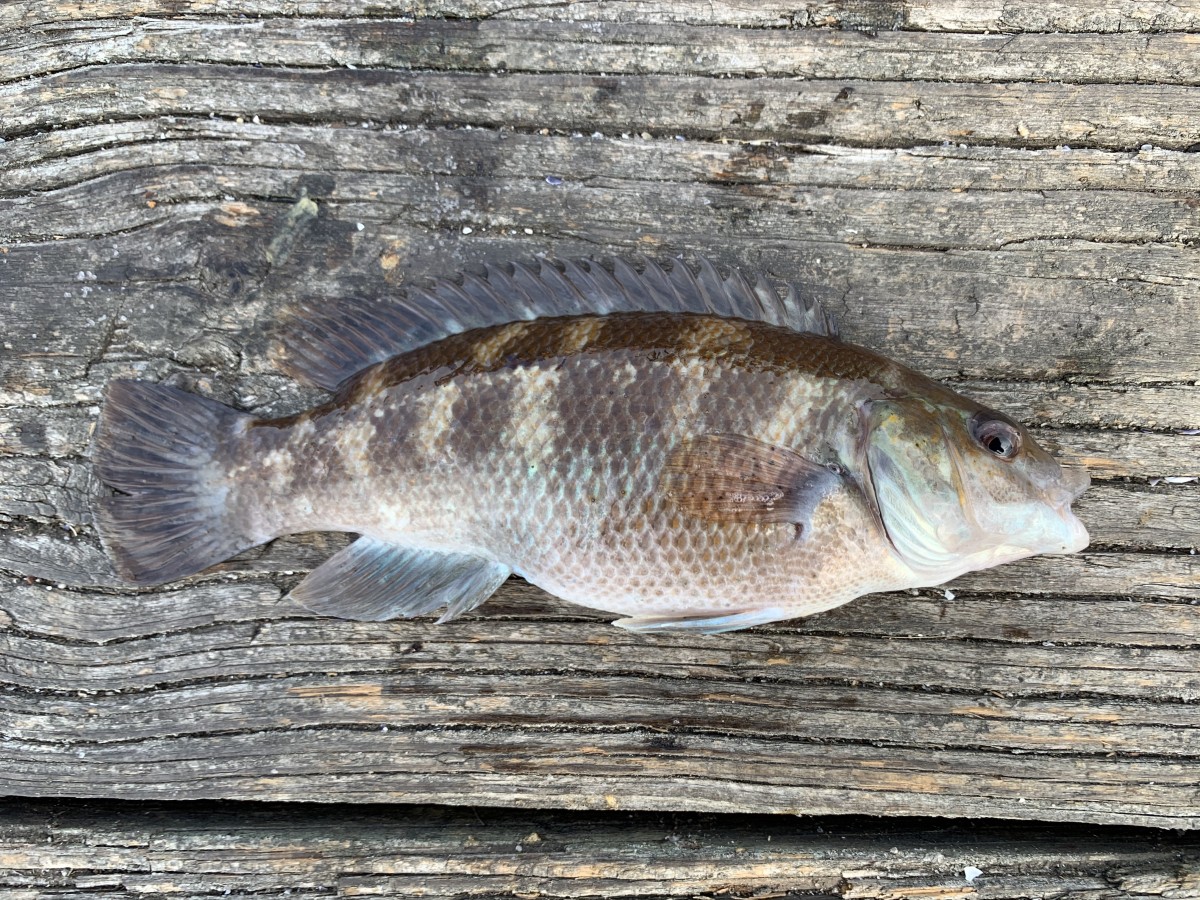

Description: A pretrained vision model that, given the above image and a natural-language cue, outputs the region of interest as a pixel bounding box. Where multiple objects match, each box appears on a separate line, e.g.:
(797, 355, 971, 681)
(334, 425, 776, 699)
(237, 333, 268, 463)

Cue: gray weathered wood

(6, 66, 1200, 150)
(1, 0, 1198, 832)
(4, 1, 1200, 32)
(2, 800, 1199, 899)
(7, 18, 1200, 84)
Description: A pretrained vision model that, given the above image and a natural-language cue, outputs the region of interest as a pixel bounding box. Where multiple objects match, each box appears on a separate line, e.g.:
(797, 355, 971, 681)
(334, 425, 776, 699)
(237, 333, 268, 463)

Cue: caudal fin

(93, 380, 258, 585)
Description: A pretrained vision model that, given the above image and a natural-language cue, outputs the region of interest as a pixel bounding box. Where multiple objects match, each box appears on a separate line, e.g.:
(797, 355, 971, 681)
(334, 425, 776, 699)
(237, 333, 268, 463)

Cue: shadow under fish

(92, 256, 1090, 634)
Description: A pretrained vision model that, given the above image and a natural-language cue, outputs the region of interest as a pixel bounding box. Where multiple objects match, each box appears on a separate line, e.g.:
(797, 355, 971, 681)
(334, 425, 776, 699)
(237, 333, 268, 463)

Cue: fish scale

(232, 315, 887, 615)
(93, 257, 1090, 634)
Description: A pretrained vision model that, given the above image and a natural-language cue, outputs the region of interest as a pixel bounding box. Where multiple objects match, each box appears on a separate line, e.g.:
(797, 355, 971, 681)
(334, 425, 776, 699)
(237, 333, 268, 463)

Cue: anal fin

(288, 537, 510, 623)
(613, 607, 788, 635)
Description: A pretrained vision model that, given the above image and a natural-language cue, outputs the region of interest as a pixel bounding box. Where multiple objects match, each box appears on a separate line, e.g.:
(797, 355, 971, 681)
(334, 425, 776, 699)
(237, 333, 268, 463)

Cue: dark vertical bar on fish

(93, 258, 1090, 634)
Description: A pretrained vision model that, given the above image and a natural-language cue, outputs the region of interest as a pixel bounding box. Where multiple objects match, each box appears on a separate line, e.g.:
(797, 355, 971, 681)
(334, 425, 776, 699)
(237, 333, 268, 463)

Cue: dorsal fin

(271, 256, 839, 392)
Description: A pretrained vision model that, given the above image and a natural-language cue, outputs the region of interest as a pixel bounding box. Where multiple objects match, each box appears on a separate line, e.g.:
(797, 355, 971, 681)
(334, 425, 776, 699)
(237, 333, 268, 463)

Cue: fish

(93, 256, 1090, 634)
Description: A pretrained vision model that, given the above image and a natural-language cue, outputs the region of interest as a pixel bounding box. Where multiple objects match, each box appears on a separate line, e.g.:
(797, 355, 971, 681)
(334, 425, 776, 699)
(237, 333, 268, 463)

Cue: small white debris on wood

(964, 866, 983, 883)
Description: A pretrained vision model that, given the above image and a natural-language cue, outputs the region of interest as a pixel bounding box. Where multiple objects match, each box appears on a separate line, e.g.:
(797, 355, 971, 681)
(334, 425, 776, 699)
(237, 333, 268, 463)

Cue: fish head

(864, 394, 1089, 584)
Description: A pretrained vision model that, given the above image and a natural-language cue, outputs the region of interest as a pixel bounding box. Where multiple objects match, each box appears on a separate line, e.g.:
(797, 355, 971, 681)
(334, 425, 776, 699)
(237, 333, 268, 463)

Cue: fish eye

(971, 415, 1021, 459)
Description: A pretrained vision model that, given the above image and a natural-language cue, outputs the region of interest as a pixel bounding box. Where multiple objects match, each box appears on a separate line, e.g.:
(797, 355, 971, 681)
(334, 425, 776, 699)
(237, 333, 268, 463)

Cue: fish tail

(93, 380, 259, 585)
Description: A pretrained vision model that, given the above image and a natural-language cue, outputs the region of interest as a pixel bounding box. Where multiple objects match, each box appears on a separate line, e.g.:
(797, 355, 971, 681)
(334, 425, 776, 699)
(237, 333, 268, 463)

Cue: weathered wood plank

(9, 163, 1200, 252)
(10, 649, 1200, 753)
(6, 18, 1200, 85)
(6, 66, 1200, 150)
(2, 801, 1197, 899)
(2, 0, 1199, 830)
(4, 0, 1200, 33)
(4, 725, 1200, 827)
(10, 121, 1200, 196)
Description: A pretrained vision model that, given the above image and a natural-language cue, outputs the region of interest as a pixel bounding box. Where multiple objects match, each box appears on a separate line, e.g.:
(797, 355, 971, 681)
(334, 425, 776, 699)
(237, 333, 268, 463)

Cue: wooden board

(2, 800, 1200, 899)
(2, 0, 1199, 830)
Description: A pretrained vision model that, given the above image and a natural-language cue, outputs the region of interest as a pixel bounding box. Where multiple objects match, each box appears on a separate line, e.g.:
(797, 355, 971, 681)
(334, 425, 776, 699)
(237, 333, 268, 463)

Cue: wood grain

(1, 0, 1199, 832)
(7, 18, 1200, 84)
(6, 66, 1200, 151)
(3, 800, 1199, 899)
(4, 0, 1200, 33)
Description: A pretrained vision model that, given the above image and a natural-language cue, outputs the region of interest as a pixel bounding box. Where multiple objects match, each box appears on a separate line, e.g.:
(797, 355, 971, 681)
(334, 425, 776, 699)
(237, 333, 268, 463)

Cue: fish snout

(1045, 465, 1090, 554)
(1061, 464, 1091, 503)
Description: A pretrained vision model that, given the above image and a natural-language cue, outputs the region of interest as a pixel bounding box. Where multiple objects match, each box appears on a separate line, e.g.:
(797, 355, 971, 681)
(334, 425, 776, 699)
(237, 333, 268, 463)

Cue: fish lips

(997, 466, 1091, 557)
(1034, 464, 1091, 554)
(1052, 474, 1092, 553)
(1061, 464, 1091, 503)
(1055, 507, 1091, 554)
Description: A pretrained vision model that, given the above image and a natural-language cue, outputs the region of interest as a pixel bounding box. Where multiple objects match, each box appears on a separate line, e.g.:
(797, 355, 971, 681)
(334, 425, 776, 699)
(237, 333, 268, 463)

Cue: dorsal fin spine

(559, 259, 612, 314)
(421, 281, 468, 330)
(458, 272, 507, 320)
(697, 256, 735, 318)
(501, 262, 546, 318)
(637, 258, 686, 312)
(539, 258, 590, 308)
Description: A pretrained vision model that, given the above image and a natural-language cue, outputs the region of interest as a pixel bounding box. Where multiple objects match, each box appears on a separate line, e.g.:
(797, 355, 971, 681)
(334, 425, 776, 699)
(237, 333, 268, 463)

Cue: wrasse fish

(94, 257, 1089, 633)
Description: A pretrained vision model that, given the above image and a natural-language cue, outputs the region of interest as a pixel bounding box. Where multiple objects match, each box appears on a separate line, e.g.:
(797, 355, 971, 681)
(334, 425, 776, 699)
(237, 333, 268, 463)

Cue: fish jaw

(1060, 510, 1091, 554)
(1033, 498, 1091, 556)
(867, 477, 1092, 592)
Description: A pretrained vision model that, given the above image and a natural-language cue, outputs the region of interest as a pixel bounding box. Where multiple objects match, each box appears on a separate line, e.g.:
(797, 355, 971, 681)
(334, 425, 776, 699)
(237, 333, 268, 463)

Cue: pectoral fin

(614, 607, 790, 634)
(663, 433, 843, 530)
(288, 537, 510, 623)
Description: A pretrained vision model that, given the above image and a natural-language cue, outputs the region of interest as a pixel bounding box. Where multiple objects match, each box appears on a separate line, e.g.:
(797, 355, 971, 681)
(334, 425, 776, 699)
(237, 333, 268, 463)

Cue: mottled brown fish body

(95, 257, 1089, 634)
(234, 313, 914, 620)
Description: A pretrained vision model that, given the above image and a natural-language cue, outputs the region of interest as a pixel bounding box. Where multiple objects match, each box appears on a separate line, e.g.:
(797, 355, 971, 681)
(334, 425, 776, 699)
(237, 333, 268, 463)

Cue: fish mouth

(1037, 471, 1091, 556)
(1044, 464, 1090, 554)
(1059, 510, 1090, 553)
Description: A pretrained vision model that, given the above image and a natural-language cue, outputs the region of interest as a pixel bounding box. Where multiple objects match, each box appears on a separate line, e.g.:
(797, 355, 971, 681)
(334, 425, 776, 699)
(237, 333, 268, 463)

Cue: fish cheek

(865, 402, 976, 571)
